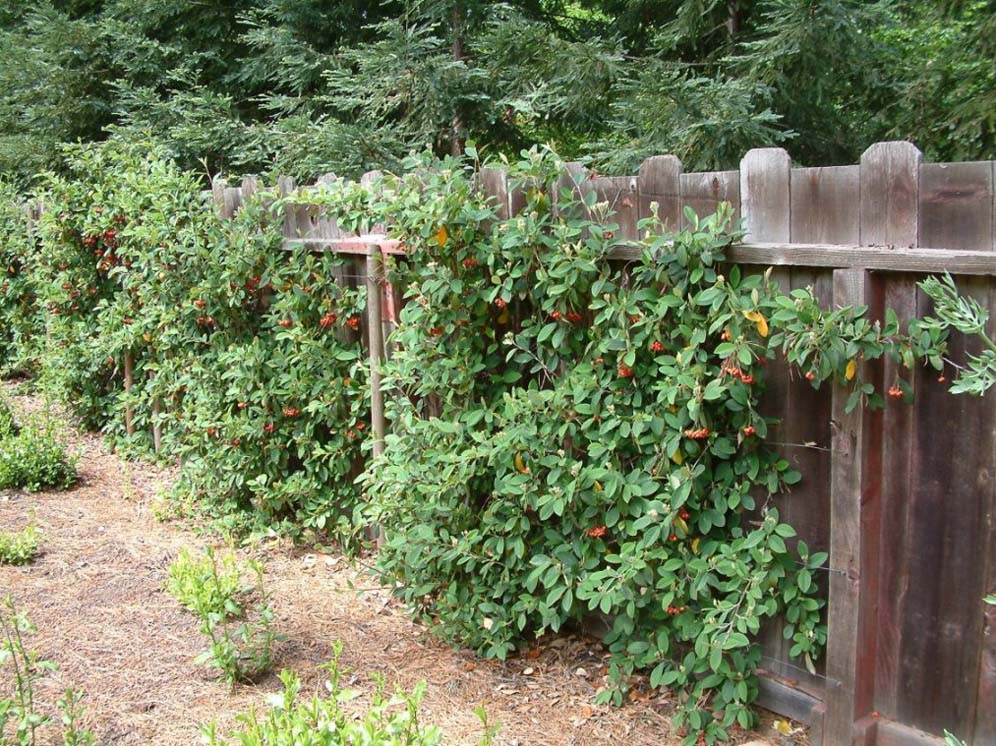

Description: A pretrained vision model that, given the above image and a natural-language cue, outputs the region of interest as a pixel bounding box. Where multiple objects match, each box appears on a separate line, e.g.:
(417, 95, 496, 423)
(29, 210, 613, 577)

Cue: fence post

(123, 351, 135, 436)
(365, 243, 386, 545)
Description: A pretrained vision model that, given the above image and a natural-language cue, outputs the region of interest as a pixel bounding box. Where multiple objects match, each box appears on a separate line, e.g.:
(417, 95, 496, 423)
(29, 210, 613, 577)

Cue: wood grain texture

(740, 148, 791, 242)
(871, 275, 918, 723)
(589, 175, 640, 239)
(791, 166, 860, 244)
(757, 267, 832, 700)
(479, 167, 510, 219)
(824, 269, 882, 746)
(637, 155, 682, 231)
(918, 161, 994, 251)
(679, 170, 740, 226)
(893, 277, 994, 738)
(860, 142, 921, 247)
(874, 719, 947, 746)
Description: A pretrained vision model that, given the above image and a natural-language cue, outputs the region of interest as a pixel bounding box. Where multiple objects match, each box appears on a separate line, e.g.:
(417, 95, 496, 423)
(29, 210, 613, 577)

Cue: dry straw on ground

(0, 385, 796, 745)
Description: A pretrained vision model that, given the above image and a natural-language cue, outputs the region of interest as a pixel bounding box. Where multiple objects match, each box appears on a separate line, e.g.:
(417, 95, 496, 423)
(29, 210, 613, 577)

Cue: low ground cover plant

(167, 546, 245, 617)
(0, 400, 17, 441)
(0, 423, 76, 492)
(167, 547, 282, 688)
(0, 527, 40, 566)
(0, 596, 94, 746)
(201, 643, 495, 746)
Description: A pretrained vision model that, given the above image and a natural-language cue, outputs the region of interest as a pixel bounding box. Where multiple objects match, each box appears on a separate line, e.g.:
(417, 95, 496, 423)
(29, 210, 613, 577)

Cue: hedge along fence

(241, 142, 991, 746)
(3, 142, 994, 746)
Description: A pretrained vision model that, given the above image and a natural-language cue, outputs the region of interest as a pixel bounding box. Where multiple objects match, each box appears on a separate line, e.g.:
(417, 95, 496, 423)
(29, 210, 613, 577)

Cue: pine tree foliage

(0, 0, 993, 182)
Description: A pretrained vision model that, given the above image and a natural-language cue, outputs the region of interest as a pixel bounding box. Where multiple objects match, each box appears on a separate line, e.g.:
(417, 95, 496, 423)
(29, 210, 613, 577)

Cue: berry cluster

(683, 427, 710, 439)
(585, 525, 607, 538)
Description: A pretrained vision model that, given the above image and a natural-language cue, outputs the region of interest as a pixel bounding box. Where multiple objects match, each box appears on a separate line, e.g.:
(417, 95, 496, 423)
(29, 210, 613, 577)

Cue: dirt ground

(0, 387, 792, 745)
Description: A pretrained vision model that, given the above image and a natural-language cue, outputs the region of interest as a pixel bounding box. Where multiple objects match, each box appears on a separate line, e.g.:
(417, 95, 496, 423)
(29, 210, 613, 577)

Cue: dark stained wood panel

(791, 166, 860, 245)
(918, 162, 994, 251)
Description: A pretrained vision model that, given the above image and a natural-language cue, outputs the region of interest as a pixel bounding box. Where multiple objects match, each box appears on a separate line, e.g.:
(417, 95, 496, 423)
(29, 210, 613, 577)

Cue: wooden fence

(211, 141, 996, 746)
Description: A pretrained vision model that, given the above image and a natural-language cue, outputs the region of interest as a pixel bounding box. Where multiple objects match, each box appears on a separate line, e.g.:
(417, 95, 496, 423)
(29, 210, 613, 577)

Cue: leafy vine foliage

(0, 144, 986, 743)
(6, 140, 370, 539)
(297, 149, 953, 742)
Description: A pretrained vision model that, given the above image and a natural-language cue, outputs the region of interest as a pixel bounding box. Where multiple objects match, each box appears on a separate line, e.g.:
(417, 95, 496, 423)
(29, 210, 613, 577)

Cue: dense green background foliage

(0, 1, 993, 183)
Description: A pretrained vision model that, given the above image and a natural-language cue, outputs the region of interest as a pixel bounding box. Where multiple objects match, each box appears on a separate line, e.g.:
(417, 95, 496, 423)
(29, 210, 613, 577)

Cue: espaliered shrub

(15, 141, 370, 538)
(0, 180, 38, 376)
(298, 149, 953, 743)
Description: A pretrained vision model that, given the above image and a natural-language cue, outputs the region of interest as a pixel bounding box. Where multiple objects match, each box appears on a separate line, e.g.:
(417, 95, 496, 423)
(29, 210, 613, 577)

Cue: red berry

(429, 326, 445, 336)
(566, 311, 583, 324)
(461, 257, 478, 268)
(278, 318, 293, 328)
(282, 407, 300, 417)
(650, 340, 664, 353)
(495, 298, 507, 309)
(549, 310, 562, 321)
(618, 365, 633, 378)
(743, 425, 756, 436)
(347, 315, 361, 330)
(805, 371, 816, 381)
(263, 423, 276, 433)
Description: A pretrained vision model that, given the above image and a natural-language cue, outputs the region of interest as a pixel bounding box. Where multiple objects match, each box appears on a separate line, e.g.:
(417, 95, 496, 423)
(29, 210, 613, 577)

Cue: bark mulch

(0, 386, 792, 745)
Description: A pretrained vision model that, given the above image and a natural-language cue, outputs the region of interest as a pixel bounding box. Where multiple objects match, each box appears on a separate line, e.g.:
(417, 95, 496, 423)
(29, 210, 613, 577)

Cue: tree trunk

(726, 0, 740, 37)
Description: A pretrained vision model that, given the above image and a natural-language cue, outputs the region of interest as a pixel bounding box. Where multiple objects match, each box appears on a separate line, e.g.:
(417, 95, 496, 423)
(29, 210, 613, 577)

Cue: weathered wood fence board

(234, 142, 996, 746)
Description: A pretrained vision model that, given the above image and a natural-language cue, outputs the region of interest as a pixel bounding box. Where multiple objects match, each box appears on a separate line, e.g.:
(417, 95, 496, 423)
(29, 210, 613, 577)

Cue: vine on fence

(297, 148, 966, 743)
(6, 141, 371, 539)
(0, 143, 991, 743)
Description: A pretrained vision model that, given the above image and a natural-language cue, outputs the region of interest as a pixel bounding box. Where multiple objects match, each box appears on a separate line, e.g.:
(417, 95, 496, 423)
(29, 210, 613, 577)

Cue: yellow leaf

(773, 719, 792, 736)
(435, 225, 449, 247)
(593, 480, 603, 493)
(845, 359, 857, 381)
(497, 308, 510, 325)
(514, 452, 530, 475)
(674, 516, 688, 534)
(743, 310, 769, 338)
(671, 449, 683, 465)
(691, 537, 701, 554)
